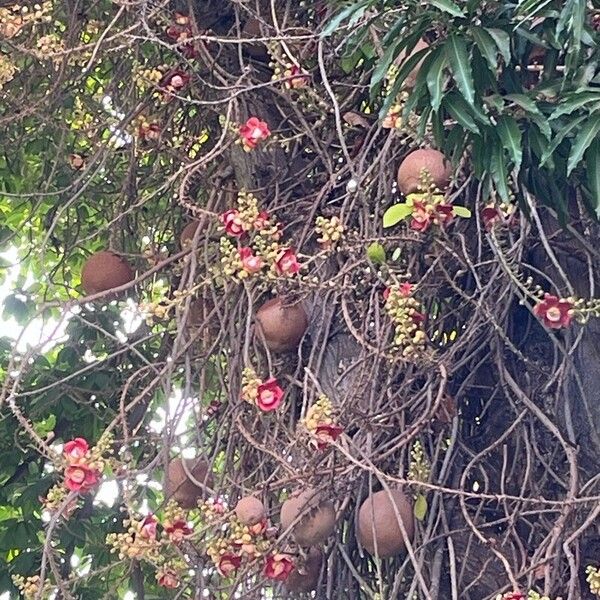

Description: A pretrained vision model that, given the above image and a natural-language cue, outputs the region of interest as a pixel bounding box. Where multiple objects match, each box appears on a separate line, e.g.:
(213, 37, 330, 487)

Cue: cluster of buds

(587, 564, 600, 596)
(60, 434, 113, 494)
(239, 117, 270, 151)
(35, 33, 65, 62)
(0, 55, 17, 90)
(406, 170, 455, 232)
(134, 65, 165, 92)
(0, 2, 52, 39)
(163, 500, 193, 543)
(384, 283, 427, 357)
(12, 575, 53, 600)
(218, 192, 300, 280)
(40, 483, 77, 518)
(408, 439, 430, 484)
(482, 202, 517, 230)
(165, 13, 198, 59)
(139, 289, 190, 325)
(271, 61, 309, 89)
(495, 593, 550, 600)
(382, 92, 411, 130)
(241, 367, 284, 412)
(69, 96, 96, 134)
(315, 215, 344, 250)
(301, 394, 344, 450)
(106, 514, 161, 561)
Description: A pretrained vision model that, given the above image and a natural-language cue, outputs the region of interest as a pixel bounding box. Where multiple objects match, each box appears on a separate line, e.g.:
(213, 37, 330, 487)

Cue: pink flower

(482, 205, 500, 230)
(165, 519, 193, 542)
(315, 424, 344, 450)
(64, 464, 100, 493)
(410, 201, 432, 232)
(383, 287, 391, 300)
(157, 567, 180, 589)
(264, 553, 294, 581)
(239, 117, 270, 150)
(218, 553, 242, 577)
(501, 593, 525, 600)
(248, 518, 267, 536)
(63, 438, 89, 462)
(533, 294, 574, 329)
(275, 248, 300, 275)
(399, 282, 413, 297)
(256, 378, 284, 412)
(140, 514, 158, 539)
(239, 247, 263, 274)
(254, 210, 270, 230)
(220, 209, 245, 237)
(164, 71, 189, 90)
(166, 22, 198, 59)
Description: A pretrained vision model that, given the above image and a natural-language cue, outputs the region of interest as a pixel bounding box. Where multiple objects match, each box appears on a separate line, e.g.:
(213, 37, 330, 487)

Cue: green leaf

(426, 0, 465, 17)
(490, 141, 510, 201)
(453, 205, 472, 218)
(540, 114, 587, 166)
(486, 28, 511, 63)
(586, 139, 600, 218)
(426, 48, 447, 112)
(383, 204, 413, 227)
(371, 39, 404, 89)
(321, 0, 369, 37)
(549, 91, 600, 120)
(446, 34, 475, 106)
(504, 93, 551, 140)
(414, 494, 428, 521)
(366, 242, 386, 264)
(496, 115, 523, 171)
(471, 27, 499, 72)
(444, 92, 479, 133)
(567, 116, 600, 176)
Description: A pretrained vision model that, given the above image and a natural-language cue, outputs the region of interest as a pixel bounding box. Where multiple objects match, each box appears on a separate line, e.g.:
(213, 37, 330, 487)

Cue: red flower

(410, 201, 432, 232)
(138, 122, 161, 141)
(165, 23, 198, 59)
(501, 593, 525, 600)
(435, 204, 454, 227)
(315, 424, 344, 449)
(140, 514, 158, 539)
(256, 378, 284, 412)
(220, 209, 245, 237)
(239, 117, 270, 150)
(275, 248, 300, 276)
(264, 553, 294, 581)
(157, 567, 180, 589)
(64, 464, 100, 493)
(533, 294, 574, 329)
(239, 247, 263, 274)
(218, 553, 242, 577)
(411, 310, 427, 325)
(254, 210, 270, 230)
(165, 519, 193, 542)
(63, 438, 89, 462)
(482, 205, 500, 230)
(399, 282, 413, 297)
(285, 65, 309, 89)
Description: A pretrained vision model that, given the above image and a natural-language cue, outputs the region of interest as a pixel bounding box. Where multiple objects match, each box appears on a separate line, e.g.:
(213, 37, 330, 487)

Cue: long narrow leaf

(540, 114, 587, 166)
(586, 139, 600, 218)
(567, 116, 600, 176)
(321, 0, 369, 37)
(487, 28, 511, 63)
(471, 27, 498, 72)
(444, 92, 479, 133)
(427, 0, 465, 17)
(446, 34, 475, 106)
(426, 48, 447, 112)
(497, 115, 523, 171)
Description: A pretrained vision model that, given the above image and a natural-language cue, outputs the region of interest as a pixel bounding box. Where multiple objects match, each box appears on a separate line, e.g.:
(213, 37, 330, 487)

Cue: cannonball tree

(0, 0, 599, 599)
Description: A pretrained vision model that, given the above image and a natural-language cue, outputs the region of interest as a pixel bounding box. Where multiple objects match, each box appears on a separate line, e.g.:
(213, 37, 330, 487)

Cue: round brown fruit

(164, 457, 213, 510)
(357, 488, 414, 558)
(255, 297, 308, 353)
(396, 148, 452, 196)
(280, 488, 336, 547)
(242, 18, 269, 60)
(235, 496, 265, 526)
(81, 251, 134, 295)
(285, 548, 323, 593)
(180, 221, 201, 249)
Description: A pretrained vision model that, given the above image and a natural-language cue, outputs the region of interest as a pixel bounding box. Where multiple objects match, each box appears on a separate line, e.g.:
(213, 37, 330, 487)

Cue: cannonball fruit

(180, 221, 201, 249)
(81, 251, 134, 295)
(357, 489, 414, 558)
(164, 457, 213, 509)
(234, 496, 265, 526)
(255, 297, 308, 353)
(285, 548, 323, 593)
(396, 148, 452, 196)
(280, 488, 336, 547)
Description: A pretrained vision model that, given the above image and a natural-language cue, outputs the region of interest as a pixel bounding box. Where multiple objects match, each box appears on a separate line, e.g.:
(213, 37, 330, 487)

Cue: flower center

(546, 306, 562, 322)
